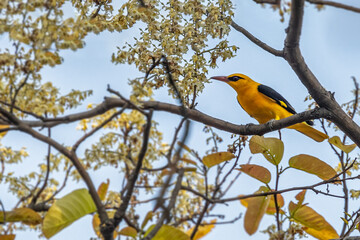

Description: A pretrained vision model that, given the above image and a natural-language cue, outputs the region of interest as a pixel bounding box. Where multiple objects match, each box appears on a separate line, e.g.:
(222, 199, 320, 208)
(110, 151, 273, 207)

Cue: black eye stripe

(228, 76, 244, 81)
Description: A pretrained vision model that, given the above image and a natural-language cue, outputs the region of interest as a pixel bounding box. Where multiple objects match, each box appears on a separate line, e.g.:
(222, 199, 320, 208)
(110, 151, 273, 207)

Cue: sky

(2, 0, 360, 239)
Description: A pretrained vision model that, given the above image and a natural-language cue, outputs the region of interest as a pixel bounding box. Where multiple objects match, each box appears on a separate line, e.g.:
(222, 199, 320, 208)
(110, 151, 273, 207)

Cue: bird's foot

(266, 119, 276, 131)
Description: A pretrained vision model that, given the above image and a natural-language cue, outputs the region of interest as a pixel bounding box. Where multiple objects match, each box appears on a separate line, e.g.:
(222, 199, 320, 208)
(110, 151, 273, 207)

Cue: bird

(210, 73, 328, 142)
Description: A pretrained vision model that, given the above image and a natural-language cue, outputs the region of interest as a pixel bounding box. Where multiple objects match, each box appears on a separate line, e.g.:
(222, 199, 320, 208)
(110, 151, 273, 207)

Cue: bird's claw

(266, 119, 276, 131)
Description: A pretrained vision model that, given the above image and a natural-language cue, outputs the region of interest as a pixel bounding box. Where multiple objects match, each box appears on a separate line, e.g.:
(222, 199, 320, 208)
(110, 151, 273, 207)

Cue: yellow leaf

(92, 212, 118, 239)
(180, 158, 197, 166)
(186, 219, 216, 240)
(240, 192, 284, 215)
(266, 192, 285, 215)
(92, 213, 101, 238)
(237, 164, 271, 184)
(239, 195, 249, 208)
(329, 136, 356, 154)
(0, 208, 42, 225)
(42, 188, 97, 238)
(249, 136, 284, 165)
(97, 179, 110, 201)
(119, 226, 137, 238)
(295, 190, 306, 205)
(177, 142, 192, 153)
(0, 234, 15, 240)
(144, 224, 190, 240)
(202, 152, 235, 168)
(289, 154, 338, 181)
(244, 186, 271, 235)
(289, 202, 339, 240)
(0, 125, 8, 137)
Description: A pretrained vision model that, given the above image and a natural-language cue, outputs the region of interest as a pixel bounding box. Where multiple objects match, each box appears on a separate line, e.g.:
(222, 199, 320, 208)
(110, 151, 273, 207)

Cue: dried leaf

(244, 187, 271, 235)
(237, 164, 271, 184)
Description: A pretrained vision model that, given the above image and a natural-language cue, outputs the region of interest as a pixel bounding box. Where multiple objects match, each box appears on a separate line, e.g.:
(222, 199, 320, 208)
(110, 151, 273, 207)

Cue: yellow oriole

(211, 73, 328, 142)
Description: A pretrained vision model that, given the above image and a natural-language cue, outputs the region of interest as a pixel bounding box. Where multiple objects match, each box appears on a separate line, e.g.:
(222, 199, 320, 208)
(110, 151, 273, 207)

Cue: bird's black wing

(257, 84, 314, 126)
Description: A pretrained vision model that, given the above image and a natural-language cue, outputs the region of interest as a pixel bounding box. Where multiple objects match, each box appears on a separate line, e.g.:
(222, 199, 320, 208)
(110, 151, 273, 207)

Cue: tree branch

(0, 106, 108, 227)
(253, 0, 280, 4)
(101, 110, 153, 238)
(143, 168, 185, 240)
(14, 97, 331, 138)
(306, 0, 360, 13)
(284, 0, 360, 147)
(231, 21, 284, 57)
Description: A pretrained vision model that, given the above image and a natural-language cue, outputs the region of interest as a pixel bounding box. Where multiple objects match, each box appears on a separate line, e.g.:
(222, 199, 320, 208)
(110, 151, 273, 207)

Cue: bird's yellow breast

(234, 83, 292, 124)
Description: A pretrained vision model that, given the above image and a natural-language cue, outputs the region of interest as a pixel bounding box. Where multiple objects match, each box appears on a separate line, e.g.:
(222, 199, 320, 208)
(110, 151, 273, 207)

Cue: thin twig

(231, 21, 283, 57)
(106, 111, 153, 237)
(180, 186, 214, 203)
(30, 127, 52, 207)
(0, 106, 108, 227)
(72, 108, 125, 152)
(143, 169, 185, 240)
(306, 0, 360, 13)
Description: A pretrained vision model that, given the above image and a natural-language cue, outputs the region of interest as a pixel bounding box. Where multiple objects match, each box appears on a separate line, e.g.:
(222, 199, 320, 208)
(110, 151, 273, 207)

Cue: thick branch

(231, 21, 283, 57)
(15, 97, 331, 137)
(284, 0, 360, 146)
(306, 0, 360, 13)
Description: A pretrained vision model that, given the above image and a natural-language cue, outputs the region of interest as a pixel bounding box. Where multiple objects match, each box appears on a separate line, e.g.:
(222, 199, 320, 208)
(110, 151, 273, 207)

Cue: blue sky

(2, 0, 360, 239)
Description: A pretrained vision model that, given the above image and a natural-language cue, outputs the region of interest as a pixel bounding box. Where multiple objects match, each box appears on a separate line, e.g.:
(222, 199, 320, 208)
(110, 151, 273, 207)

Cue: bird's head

(210, 73, 254, 89)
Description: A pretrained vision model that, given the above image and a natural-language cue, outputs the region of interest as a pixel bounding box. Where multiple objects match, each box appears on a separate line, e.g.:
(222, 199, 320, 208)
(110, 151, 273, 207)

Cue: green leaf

(237, 164, 271, 184)
(244, 186, 271, 235)
(328, 136, 356, 154)
(289, 154, 338, 181)
(288, 202, 339, 240)
(202, 152, 235, 168)
(42, 188, 97, 239)
(249, 136, 284, 165)
(144, 224, 190, 240)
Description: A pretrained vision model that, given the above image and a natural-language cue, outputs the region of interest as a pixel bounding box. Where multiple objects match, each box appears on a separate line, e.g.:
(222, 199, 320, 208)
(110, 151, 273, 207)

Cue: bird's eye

(228, 76, 244, 81)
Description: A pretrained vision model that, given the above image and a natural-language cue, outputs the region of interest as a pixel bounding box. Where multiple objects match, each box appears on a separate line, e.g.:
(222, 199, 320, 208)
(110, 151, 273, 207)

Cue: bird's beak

(210, 76, 229, 82)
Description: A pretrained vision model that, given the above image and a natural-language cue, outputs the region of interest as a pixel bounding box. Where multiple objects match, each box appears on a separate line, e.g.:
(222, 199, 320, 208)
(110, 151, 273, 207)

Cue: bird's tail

(288, 123, 328, 142)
